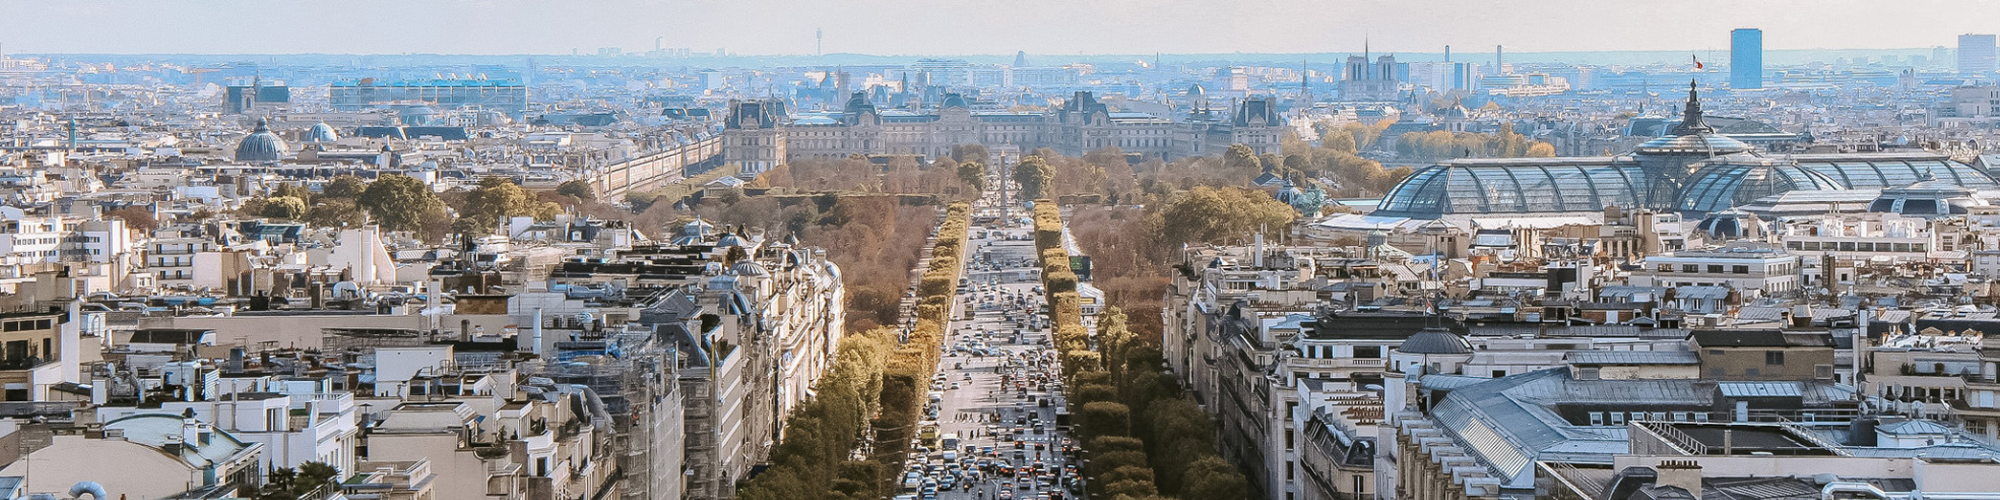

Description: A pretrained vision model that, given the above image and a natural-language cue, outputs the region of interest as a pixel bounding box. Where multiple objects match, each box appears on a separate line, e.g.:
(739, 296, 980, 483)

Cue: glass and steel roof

(1371, 159, 1644, 218)
(1791, 154, 1999, 190)
(1676, 162, 1844, 213)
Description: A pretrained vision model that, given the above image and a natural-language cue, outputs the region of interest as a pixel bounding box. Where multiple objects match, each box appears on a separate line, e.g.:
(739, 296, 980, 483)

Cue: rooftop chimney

(1654, 460, 1703, 495)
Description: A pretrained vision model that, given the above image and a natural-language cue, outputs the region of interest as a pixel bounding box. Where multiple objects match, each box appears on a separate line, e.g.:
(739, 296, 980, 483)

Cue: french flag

(1693, 55, 1705, 70)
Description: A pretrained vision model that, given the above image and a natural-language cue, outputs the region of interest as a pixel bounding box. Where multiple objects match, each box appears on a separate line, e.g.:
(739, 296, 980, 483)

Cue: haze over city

(6, 0, 2000, 55)
(7, 3, 2000, 500)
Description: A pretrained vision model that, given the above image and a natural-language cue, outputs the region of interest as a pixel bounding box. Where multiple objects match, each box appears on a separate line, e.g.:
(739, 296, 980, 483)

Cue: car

(997, 491, 1013, 500)
(1018, 480, 1032, 490)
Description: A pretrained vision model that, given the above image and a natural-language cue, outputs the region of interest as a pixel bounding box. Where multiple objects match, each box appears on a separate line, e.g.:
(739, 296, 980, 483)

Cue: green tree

(1012, 155, 1056, 200)
(456, 177, 560, 234)
(1181, 456, 1252, 500)
(555, 179, 597, 202)
(321, 176, 369, 199)
(303, 198, 367, 228)
(956, 161, 987, 193)
(357, 174, 445, 232)
(261, 196, 307, 220)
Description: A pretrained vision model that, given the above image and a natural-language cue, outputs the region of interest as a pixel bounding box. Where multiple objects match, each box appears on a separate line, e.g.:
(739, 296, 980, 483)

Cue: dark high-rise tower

(1731, 28, 1763, 89)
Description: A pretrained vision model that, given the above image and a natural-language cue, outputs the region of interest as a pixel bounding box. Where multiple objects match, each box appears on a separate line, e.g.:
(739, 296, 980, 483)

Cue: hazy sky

(3, 0, 1994, 56)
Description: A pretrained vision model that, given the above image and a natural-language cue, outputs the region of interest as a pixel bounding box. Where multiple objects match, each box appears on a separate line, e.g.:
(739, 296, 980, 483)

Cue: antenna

(816, 28, 823, 57)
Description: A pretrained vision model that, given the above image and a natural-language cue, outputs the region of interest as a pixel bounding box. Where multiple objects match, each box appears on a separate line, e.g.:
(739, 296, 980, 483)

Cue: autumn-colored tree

(303, 198, 367, 228)
(1160, 186, 1296, 247)
(1528, 141, 1558, 157)
(454, 177, 559, 234)
(1011, 155, 1056, 200)
(357, 174, 445, 233)
(104, 206, 157, 234)
(1180, 456, 1253, 500)
(270, 183, 314, 202)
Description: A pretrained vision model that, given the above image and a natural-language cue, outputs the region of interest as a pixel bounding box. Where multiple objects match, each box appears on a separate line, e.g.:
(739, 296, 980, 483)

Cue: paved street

(898, 202, 1082, 500)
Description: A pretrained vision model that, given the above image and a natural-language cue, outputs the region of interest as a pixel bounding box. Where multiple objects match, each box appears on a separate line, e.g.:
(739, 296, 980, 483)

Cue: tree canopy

(455, 177, 560, 233)
(1012, 155, 1056, 200)
(261, 196, 307, 220)
(1160, 186, 1297, 247)
(357, 174, 445, 233)
(956, 161, 987, 193)
(555, 179, 597, 202)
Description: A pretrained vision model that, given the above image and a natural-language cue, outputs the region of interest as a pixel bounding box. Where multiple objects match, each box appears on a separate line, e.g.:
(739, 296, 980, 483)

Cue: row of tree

(870, 202, 974, 488)
(730, 328, 898, 500)
(224, 175, 582, 242)
(1033, 203, 1251, 500)
(1393, 123, 1556, 160)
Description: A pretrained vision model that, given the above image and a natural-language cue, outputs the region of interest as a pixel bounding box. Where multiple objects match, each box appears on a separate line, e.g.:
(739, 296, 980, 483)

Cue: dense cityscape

(3, 3, 2000, 500)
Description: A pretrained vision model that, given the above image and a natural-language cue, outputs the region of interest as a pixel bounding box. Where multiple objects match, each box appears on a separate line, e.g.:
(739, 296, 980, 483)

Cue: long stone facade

(723, 91, 1287, 174)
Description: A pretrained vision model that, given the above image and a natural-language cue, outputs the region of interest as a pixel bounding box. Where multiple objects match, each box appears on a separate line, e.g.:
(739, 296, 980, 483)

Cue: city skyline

(4, 0, 1999, 56)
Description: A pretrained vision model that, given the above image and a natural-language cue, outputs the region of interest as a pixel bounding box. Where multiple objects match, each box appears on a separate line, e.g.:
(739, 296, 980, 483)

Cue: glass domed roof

(304, 121, 339, 143)
(1676, 162, 1844, 213)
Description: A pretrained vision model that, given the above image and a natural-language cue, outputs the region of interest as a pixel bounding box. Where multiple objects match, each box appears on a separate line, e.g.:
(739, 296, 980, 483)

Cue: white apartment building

(1629, 241, 1802, 298)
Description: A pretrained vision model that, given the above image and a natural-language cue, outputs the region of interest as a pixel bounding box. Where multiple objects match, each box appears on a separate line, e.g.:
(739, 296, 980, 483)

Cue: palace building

(721, 90, 1288, 175)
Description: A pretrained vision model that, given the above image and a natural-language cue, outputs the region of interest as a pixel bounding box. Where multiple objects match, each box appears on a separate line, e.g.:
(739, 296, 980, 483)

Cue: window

(1815, 364, 1835, 380)
(1353, 346, 1382, 358)
(1492, 370, 1508, 378)
(1708, 265, 1724, 273)
(1589, 412, 1604, 425)
(1766, 351, 1785, 365)
(1732, 265, 1749, 274)
(1610, 412, 1625, 425)
(1682, 264, 1700, 273)
(1578, 368, 1600, 380)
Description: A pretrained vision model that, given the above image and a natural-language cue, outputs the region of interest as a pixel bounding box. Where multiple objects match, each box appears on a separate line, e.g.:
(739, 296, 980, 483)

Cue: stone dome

(1396, 327, 1473, 355)
(235, 118, 289, 162)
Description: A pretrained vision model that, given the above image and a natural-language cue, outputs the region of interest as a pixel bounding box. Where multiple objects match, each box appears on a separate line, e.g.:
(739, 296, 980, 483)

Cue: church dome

(304, 121, 339, 143)
(234, 118, 288, 163)
(716, 233, 744, 247)
(1187, 83, 1206, 99)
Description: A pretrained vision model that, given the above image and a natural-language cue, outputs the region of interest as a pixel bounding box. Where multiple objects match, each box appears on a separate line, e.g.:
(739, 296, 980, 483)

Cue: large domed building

(1367, 82, 2000, 220)
(234, 118, 289, 163)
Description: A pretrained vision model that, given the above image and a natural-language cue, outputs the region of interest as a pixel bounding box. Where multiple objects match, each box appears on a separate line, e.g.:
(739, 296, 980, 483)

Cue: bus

(941, 432, 960, 452)
(919, 423, 941, 448)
